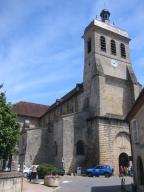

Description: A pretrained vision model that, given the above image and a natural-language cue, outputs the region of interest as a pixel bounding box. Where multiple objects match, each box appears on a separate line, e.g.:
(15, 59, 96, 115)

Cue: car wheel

(104, 173, 110, 178)
(23, 172, 28, 178)
(88, 173, 93, 177)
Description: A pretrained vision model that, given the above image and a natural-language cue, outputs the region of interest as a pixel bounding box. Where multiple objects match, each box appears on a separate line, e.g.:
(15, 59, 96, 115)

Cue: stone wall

(0, 172, 23, 192)
(17, 114, 51, 166)
(24, 127, 49, 165)
(86, 117, 131, 175)
(97, 118, 131, 175)
(104, 76, 133, 117)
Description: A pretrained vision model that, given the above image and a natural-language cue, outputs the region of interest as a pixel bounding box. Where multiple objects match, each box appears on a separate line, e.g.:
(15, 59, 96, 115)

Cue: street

(55, 176, 133, 192)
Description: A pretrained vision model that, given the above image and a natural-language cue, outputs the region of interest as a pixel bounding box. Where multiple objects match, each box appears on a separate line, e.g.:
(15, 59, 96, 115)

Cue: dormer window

(100, 36, 106, 52)
(111, 40, 116, 55)
(87, 38, 91, 53)
(120, 43, 126, 58)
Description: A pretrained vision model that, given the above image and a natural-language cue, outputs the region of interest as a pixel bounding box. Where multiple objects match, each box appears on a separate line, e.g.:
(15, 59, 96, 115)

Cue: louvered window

(111, 40, 116, 55)
(120, 43, 126, 58)
(100, 36, 106, 52)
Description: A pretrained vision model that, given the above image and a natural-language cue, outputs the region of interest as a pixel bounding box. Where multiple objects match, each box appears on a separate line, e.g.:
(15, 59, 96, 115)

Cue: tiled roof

(13, 101, 49, 118)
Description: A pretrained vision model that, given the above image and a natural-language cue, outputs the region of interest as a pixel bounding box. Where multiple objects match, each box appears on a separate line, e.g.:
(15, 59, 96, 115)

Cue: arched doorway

(137, 157, 144, 185)
(113, 132, 131, 175)
(119, 152, 129, 175)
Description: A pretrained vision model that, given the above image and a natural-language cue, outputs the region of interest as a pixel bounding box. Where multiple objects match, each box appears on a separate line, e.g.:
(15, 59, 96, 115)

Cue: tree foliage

(0, 86, 19, 159)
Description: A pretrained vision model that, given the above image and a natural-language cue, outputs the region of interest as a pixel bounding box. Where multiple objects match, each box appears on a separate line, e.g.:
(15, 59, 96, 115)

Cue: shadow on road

(91, 184, 131, 192)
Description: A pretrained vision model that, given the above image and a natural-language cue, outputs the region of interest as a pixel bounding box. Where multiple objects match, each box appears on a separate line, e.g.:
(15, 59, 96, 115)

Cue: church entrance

(113, 132, 131, 175)
(119, 152, 129, 176)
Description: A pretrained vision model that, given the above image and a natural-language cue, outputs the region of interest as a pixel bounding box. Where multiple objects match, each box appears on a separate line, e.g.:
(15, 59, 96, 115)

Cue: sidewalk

(22, 179, 55, 192)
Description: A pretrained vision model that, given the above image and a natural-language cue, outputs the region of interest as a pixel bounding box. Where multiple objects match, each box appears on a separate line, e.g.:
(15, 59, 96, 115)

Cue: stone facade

(14, 10, 141, 175)
(127, 89, 144, 192)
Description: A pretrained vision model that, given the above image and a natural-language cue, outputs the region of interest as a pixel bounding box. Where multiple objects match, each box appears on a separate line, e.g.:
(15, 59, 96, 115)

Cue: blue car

(86, 164, 113, 177)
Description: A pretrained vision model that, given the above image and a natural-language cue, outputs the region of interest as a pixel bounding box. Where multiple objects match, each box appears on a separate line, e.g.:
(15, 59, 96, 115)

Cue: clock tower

(83, 9, 141, 174)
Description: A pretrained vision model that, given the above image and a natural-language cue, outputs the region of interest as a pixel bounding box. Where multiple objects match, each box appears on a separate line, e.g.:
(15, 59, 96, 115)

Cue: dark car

(86, 164, 113, 177)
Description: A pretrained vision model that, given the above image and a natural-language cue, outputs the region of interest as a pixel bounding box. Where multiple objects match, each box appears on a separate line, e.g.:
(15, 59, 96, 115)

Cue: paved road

(55, 176, 133, 192)
(23, 179, 53, 192)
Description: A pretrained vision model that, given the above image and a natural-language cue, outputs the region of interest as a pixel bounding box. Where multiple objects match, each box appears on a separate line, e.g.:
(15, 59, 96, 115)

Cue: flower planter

(44, 175, 60, 187)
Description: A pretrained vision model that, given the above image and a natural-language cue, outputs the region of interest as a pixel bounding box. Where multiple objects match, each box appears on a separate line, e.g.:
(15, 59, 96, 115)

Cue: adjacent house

(127, 88, 144, 192)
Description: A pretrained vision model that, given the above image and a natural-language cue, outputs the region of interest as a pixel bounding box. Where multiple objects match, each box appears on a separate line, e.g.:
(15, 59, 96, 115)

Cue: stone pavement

(22, 179, 55, 192)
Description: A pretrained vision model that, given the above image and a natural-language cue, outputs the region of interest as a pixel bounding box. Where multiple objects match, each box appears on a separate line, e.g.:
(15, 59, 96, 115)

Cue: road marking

(62, 180, 72, 184)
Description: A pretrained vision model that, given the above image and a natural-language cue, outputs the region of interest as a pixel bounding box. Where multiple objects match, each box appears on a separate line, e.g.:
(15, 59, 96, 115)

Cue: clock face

(111, 59, 118, 67)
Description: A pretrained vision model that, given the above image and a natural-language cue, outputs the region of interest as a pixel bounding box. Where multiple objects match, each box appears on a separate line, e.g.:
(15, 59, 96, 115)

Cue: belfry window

(120, 43, 126, 58)
(100, 36, 106, 52)
(111, 40, 116, 55)
(87, 38, 91, 53)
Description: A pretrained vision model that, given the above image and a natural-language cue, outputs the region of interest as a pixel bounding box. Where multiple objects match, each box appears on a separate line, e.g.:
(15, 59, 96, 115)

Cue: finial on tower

(100, 9, 111, 23)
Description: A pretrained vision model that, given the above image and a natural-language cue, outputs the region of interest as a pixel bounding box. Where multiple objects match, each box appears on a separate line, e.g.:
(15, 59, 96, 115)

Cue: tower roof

(100, 9, 111, 23)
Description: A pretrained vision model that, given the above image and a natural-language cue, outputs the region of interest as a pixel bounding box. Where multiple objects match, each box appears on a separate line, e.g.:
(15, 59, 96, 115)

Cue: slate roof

(13, 101, 49, 118)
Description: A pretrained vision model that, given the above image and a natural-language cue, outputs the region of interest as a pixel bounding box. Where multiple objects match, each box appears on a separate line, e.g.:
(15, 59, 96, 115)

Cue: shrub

(37, 164, 58, 178)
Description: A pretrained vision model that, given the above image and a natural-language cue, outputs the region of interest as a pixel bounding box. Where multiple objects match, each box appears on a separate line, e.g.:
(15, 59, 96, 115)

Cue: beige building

(127, 88, 144, 192)
(14, 9, 141, 175)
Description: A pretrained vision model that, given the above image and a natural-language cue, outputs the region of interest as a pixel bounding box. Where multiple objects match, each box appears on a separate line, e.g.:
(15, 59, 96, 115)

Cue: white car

(23, 165, 32, 177)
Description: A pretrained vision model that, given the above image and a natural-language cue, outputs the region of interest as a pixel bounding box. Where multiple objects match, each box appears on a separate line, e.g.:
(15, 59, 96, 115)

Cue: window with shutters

(131, 119, 139, 144)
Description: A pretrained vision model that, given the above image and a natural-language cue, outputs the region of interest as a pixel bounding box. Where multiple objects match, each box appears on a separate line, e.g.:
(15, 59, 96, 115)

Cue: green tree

(0, 85, 19, 164)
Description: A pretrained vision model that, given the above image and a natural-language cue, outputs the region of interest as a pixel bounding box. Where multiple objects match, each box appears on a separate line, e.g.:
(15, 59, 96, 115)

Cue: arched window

(100, 36, 106, 52)
(120, 43, 126, 58)
(111, 40, 116, 55)
(137, 156, 144, 185)
(76, 140, 85, 155)
(54, 141, 57, 156)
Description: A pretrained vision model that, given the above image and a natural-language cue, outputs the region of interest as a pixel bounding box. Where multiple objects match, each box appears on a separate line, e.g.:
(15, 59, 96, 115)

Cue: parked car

(23, 165, 32, 177)
(86, 164, 113, 177)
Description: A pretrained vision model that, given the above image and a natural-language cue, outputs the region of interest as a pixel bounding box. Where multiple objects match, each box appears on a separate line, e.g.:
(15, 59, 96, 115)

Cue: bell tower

(83, 9, 141, 174)
(83, 9, 141, 118)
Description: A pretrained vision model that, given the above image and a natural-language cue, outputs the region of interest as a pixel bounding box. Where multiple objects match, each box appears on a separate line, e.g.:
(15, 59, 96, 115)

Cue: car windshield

(95, 165, 110, 169)
(95, 166, 103, 169)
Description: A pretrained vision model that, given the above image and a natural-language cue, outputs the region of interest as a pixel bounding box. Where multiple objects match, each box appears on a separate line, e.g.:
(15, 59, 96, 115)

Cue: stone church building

(13, 9, 141, 174)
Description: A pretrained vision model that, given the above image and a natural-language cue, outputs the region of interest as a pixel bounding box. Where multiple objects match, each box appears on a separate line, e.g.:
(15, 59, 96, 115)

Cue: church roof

(13, 83, 83, 118)
(13, 101, 49, 118)
(42, 83, 83, 116)
(126, 88, 144, 121)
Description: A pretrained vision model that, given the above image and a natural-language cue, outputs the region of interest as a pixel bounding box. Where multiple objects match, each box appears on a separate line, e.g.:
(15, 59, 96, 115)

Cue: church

(13, 9, 141, 175)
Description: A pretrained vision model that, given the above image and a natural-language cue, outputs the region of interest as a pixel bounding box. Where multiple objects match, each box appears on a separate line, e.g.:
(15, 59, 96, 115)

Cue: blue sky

(0, 0, 143, 105)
